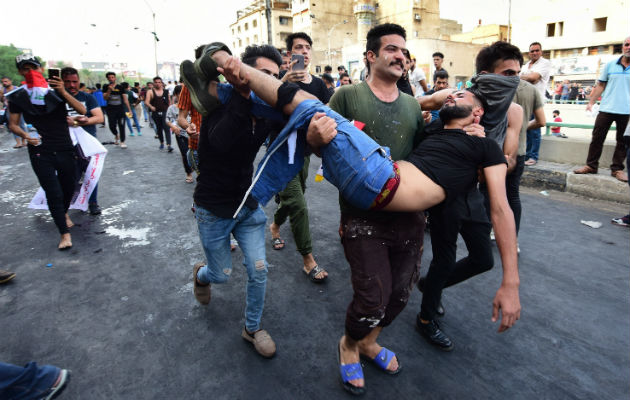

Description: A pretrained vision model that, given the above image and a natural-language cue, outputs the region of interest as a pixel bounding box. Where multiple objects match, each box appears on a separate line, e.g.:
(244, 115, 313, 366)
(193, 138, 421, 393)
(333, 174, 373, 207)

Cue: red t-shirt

(552, 116, 562, 133)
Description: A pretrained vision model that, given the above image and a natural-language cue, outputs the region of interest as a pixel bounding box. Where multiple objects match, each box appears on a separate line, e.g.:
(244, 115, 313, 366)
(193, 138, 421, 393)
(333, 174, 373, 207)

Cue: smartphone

(291, 54, 305, 71)
(48, 68, 60, 79)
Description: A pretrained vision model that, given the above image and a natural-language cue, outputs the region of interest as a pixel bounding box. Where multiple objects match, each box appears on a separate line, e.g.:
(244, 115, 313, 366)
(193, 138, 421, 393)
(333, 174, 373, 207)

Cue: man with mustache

(327, 23, 426, 394)
(183, 44, 521, 395)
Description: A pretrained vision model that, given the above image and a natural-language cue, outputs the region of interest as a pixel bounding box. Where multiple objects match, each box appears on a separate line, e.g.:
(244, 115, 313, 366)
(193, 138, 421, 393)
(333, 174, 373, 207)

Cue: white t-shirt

(409, 68, 426, 97)
(520, 57, 551, 101)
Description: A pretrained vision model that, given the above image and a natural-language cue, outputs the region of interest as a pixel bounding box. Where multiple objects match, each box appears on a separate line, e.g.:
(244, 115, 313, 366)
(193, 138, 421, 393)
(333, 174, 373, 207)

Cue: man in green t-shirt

(328, 23, 425, 395)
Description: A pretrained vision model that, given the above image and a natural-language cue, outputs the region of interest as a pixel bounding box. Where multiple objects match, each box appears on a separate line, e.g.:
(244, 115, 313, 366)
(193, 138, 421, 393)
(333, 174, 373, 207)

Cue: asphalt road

(1, 125, 628, 400)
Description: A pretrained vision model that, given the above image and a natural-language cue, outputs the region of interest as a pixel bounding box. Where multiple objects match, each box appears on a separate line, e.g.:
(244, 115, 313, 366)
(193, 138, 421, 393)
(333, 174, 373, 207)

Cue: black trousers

(106, 106, 126, 142)
(152, 111, 171, 145)
(175, 134, 192, 174)
(342, 212, 425, 341)
(29, 149, 77, 234)
(420, 189, 494, 321)
(586, 111, 629, 172)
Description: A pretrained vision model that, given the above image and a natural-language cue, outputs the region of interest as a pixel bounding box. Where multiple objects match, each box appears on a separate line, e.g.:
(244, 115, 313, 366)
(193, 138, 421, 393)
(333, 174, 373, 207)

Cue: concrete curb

(522, 160, 629, 204)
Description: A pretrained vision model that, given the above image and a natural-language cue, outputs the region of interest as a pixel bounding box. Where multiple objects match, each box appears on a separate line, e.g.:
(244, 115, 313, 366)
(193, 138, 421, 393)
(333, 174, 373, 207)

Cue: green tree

(0, 44, 23, 83)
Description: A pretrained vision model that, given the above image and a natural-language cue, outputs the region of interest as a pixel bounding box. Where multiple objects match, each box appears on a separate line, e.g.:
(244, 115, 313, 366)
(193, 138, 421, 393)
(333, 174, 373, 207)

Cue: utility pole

(265, 0, 273, 46)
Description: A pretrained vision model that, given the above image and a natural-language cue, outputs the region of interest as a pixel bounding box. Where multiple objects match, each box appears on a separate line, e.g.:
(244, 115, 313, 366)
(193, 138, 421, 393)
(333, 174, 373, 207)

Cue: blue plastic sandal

(337, 344, 366, 396)
(365, 347, 402, 375)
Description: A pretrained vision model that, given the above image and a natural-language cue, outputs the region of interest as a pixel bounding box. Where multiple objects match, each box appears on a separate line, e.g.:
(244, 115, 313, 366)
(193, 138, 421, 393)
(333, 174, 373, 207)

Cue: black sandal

(305, 265, 328, 283)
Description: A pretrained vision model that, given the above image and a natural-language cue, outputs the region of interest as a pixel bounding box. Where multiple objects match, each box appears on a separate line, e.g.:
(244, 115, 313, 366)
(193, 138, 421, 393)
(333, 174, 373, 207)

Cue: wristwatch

(73, 120, 78, 126)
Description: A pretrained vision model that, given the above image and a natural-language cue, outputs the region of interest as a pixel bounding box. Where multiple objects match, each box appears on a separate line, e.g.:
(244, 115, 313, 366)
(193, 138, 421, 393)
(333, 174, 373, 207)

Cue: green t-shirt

(329, 81, 426, 217)
(513, 80, 543, 156)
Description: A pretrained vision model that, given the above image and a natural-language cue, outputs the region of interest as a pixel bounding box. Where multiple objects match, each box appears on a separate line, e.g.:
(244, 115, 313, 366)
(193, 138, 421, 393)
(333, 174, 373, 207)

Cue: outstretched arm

(483, 163, 521, 332)
(417, 88, 455, 111)
(211, 51, 316, 115)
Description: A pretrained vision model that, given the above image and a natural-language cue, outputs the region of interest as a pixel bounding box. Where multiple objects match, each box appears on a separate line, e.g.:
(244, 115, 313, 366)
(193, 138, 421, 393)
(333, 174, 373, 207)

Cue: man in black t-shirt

(102, 71, 131, 148)
(269, 32, 331, 283)
(7, 54, 88, 251)
(62, 67, 105, 215)
(190, 45, 284, 359)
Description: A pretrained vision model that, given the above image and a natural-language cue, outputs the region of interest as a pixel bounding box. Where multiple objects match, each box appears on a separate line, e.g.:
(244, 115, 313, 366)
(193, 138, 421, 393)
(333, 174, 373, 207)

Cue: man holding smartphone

(62, 67, 105, 215)
(269, 32, 331, 283)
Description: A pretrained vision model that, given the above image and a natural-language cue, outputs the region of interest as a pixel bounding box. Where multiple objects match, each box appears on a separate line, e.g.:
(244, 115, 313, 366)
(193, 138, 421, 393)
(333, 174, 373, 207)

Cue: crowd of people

(1, 23, 628, 398)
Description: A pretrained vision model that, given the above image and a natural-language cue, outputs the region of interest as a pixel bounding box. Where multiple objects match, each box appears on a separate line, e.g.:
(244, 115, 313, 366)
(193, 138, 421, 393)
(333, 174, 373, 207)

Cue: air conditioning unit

(415, 14, 421, 21)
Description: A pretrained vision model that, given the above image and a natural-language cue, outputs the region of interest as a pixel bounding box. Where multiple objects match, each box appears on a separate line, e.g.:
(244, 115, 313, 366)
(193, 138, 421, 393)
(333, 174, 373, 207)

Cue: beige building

(229, 0, 293, 58)
(343, 0, 483, 87)
(290, 0, 358, 73)
(450, 24, 508, 45)
(510, 0, 629, 84)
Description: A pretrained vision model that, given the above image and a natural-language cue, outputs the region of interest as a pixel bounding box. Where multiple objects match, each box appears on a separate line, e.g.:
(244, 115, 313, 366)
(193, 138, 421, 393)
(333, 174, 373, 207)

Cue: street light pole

(327, 20, 347, 67)
(142, 0, 159, 75)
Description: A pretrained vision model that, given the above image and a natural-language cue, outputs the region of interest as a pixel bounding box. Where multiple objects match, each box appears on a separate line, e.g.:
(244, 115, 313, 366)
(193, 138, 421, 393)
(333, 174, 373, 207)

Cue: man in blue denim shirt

(188, 45, 283, 358)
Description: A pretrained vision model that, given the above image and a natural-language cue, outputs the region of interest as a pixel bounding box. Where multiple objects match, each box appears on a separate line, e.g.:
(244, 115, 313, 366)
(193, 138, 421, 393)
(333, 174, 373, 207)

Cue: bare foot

(65, 214, 74, 228)
(358, 342, 399, 372)
(58, 233, 72, 250)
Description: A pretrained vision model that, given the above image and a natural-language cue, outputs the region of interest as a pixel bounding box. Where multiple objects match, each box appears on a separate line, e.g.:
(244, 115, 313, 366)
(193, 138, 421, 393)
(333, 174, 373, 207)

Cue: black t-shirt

(397, 76, 414, 96)
(278, 71, 331, 104)
(66, 91, 99, 135)
(104, 83, 124, 108)
(9, 93, 73, 152)
(193, 91, 283, 219)
(406, 129, 506, 201)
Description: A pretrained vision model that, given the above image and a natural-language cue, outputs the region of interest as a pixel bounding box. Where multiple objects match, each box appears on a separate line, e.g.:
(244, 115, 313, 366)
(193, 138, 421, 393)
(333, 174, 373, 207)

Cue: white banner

(29, 127, 108, 211)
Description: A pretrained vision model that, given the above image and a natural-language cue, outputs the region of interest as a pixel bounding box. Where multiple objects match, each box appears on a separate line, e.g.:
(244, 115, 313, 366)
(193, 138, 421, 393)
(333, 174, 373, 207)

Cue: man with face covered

(415, 41, 523, 351)
(182, 42, 522, 377)
(7, 54, 88, 250)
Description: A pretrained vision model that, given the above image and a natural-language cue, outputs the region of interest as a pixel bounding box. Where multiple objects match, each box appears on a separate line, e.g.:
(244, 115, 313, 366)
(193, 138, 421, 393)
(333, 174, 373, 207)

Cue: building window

(239, 39, 242, 47)
(233, 41, 236, 48)
(245, 23, 249, 31)
(279, 16, 289, 25)
(546, 23, 555, 37)
(253, 20, 257, 28)
(238, 26, 241, 33)
(254, 34, 258, 43)
(613, 43, 622, 53)
(232, 28, 234, 35)
(315, 65, 321, 74)
(246, 37, 250, 45)
(593, 17, 607, 32)
(413, 31, 418, 38)
(414, 13, 421, 21)
(557, 22, 563, 36)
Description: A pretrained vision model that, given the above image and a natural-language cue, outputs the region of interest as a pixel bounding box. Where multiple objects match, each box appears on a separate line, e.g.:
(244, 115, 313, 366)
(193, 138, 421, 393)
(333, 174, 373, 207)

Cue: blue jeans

(0, 361, 59, 399)
(125, 107, 141, 134)
(526, 127, 541, 161)
(195, 204, 268, 332)
(141, 103, 155, 129)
